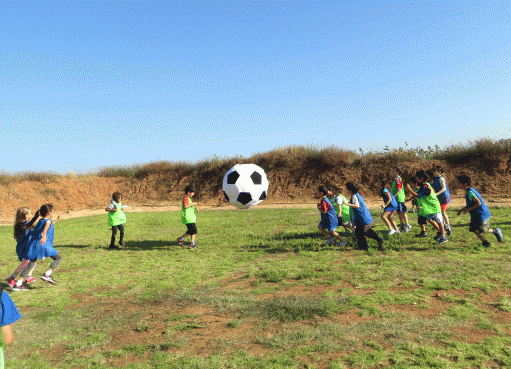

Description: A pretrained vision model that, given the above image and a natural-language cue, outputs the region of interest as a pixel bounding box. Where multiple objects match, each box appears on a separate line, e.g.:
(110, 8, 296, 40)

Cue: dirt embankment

(1, 156, 510, 225)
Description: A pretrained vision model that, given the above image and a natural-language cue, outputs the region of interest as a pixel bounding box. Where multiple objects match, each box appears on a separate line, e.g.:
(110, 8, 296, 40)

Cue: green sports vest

(108, 200, 126, 226)
(392, 176, 406, 203)
(181, 196, 196, 224)
(414, 189, 425, 217)
(338, 194, 352, 221)
(419, 183, 441, 215)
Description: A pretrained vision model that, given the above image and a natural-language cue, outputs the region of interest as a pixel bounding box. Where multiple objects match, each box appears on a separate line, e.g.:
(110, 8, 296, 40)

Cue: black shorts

(186, 223, 197, 235)
(418, 215, 427, 225)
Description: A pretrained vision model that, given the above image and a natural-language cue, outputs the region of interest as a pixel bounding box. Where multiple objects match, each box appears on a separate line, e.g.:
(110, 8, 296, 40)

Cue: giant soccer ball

(222, 164, 269, 209)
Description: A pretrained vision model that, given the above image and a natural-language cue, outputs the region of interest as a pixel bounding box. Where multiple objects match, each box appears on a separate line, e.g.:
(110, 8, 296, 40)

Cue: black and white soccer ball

(222, 164, 269, 209)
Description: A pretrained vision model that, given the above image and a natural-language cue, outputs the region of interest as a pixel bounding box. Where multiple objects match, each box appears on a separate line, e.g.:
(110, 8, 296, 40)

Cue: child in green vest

(327, 188, 355, 236)
(392, 167, 411, 232)
(105, 192, 128, 250)
(177, 186, 199, 249)
(407, 177, 440, 238)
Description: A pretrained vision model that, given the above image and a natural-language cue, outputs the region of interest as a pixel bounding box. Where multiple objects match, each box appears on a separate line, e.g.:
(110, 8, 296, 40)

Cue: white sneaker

(405, 224, 412, 232)
(388, 229, 396, 236)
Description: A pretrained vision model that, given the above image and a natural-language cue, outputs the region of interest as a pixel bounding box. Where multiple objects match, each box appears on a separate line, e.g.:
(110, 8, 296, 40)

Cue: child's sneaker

(188, 244, 198, 249)
(493, 228, 504, 243)
(405, 224, 412, 232)
(482, 241, 491, 248)
(177, 237, 184, 247)
(41, 274, 57, 284)
(377, 237, 384, 250)
(12, 283, 29, 291)
(415, 231, 428, 238)
(388, 229, 396, 236)
(25, 277, 37, 284)
(437, 236, 448, 245)
(6, 277, 16, 288)
(446, 226, 452, 236)
(324, 238, 335, 246)
(434, 232, 441, 241)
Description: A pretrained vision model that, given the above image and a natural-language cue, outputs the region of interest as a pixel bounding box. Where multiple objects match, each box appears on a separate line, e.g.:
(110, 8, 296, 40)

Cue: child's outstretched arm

(53, 215, 62, 224)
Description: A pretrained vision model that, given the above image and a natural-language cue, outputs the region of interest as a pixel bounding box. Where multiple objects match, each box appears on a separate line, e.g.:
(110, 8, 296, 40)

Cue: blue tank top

(466, 187, 491, 223)
(27, 219, 57, 260)
(382, 189, 398, 211)
(351, 193, 373, 226)
(431, 176, 451, 204)
(320, 197, 339, 229)
(16, 221, 33, 261)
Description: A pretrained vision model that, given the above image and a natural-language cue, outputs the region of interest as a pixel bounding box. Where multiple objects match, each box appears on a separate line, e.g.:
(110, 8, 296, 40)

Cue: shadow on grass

(122, 240, 183, 251)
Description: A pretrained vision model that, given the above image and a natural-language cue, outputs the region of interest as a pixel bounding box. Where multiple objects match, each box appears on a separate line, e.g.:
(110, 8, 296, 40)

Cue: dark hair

(346, 182, 359, 193)
(318, 185, 329, 195)
(433, 165, 444, 174)
(39, 204, 54, 218)
(184, 185, 195, 194)
(457, 175, 471, 186)
(112, 192, 122, 202)
(408, 176, 417, 185)
(415, 170, 428, 181)
(379, 178, 389, 196)
(426, 169, 434, 179)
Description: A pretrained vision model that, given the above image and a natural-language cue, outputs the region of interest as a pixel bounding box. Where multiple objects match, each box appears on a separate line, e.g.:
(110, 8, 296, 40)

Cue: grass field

(1, 206, 510, 368)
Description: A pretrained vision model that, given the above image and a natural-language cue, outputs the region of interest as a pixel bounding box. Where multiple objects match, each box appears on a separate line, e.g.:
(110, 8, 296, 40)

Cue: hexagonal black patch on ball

(237, 192, 252, 205)
(250, 171, 262, 185)
(259, 191, 267, 200)
(223, 191, 230, 202)
(227, 171, 240, 184)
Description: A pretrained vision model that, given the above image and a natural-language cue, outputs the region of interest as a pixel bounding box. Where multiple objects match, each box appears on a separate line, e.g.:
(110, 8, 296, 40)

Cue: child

(392, 167, 411, 232)
(430, 166, 453, 236)
(456, 175, 503, 247)
(408, 171, 447, 244)
(177, 186, 199, 249)
(26, 204, 62, 285)
(318, 186, 346, 247)
(380, 179, 400, 236)
(0, 290, 22, 368)
(344, 182, 383, 250)
(327, 188, 355, 236)
(407, 178, 440, 238)
(6, 208, 40, 290)
(106, 192, 128, 250)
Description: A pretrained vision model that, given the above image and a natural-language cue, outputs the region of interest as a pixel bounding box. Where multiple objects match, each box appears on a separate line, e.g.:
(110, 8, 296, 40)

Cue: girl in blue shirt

(379, 179, 400, 236)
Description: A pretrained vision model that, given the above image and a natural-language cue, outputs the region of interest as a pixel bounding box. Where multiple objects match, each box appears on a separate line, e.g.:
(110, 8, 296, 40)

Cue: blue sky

(1, 0, 510, 174)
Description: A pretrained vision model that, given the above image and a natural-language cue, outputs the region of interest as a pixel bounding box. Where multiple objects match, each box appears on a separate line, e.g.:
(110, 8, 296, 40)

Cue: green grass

(1, 206, 511, 368)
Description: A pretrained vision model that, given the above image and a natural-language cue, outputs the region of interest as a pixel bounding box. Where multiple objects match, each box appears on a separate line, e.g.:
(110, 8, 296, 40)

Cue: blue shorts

(397, 202, 407, 213)
(383, 206, 397, 213)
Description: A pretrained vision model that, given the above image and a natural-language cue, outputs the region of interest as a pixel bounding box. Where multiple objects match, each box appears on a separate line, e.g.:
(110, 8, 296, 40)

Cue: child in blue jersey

(379, 179, 400, 236)
(456, 175, 503, 247)
(6, 208, 40, 290)
(26, 204, 62, 285)
(327, 188, 355, 236)
(344, 182, 383, 250)
(0, 290, 22, 368)
(318, 186, 346, 247)
(392, 167, 411, 232)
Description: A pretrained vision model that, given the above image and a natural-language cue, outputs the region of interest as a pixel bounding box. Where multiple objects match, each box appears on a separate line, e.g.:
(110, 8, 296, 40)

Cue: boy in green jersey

(327, 188, 355, 236)
(105, 192, 128, 250)
(177, 186, 199, 249)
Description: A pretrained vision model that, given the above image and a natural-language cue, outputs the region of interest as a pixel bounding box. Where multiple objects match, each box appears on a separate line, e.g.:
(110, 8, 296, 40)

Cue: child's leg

(442, 210, 450, 227)
(118, 224, 125, 245)
(180, 232, 190, 240)
(389, 213, 399, 231)
(110, 226, 118, 246)
(18, 260, 37, 285)
(364, 227, 381, 242)
(427, 219, 440, 231)
(10, 259, 30, 279)
(318, 226, 330, 239)
(420, 224, 427, 232)
(381, 212, 392, 230)
(27, 261, 37, 277)
(331, 231, 346, 242)
(45, 254, 62, 275)
(355, 223, 369, 249)
(190, 234, 196, 243)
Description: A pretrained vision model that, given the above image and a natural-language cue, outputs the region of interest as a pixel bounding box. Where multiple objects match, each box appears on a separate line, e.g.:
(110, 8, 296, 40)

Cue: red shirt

(320, 199, 331, 213)
(183, 196, 191, 206)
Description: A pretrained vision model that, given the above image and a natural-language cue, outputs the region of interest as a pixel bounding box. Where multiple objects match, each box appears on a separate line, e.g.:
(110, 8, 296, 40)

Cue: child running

(344, 182, 383, 250)
(106, 192, 128, 250)
(318, 186, 346, 247)
(408, 171, 447, 244)
(0, 290, 22, 368)
(26, 204, 62, 285)
(379, 179, 400, 236)
(407, 177, 440, 238)
(177, 186, 199, 249)
(456, 175, 504, 247)
(430, 166, 453, 236)
(391, 167, 411, 232)
(6, 208, 40, 291)
(327, 188, 355, 236)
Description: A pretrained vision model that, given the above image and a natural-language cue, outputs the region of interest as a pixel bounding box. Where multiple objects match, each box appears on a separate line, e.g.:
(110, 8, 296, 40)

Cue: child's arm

(435, 178, 447, 196)
(457, 196, 481, 215)
(2, 324, 14, 345)
(53, 215, 62, 224)
(24, 210, 40, 229)
(40, 221, 52, 245)
(383, 192, 392, 208)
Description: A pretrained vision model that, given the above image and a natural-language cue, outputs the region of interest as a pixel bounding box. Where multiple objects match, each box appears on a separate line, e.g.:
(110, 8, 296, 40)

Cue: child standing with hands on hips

(26, 204, 62, 285)
(177, 186, 199, 249)
(106, 192, 128, 250)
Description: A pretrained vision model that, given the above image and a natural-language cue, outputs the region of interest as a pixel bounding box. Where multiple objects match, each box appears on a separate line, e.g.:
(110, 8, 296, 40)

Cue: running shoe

(434, 232, 441, 241)
(25, 277, 37, 284)
(437, 236, 448, 245)
(483, 241, 491, 248)
(377, 237, 384, 249)
(177, 237, 184, 247)
(188, 244, 198, 249)
(405, 224, 412, 232)
(6, 277, 16, 288)
(12, 284, 29, 291)
(41, 274, 57, 284)
(414, 232, 428, 238)
(388, 229, 396, 236)
(494, 228, 504, 243)
(446, 226, 452, 236)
